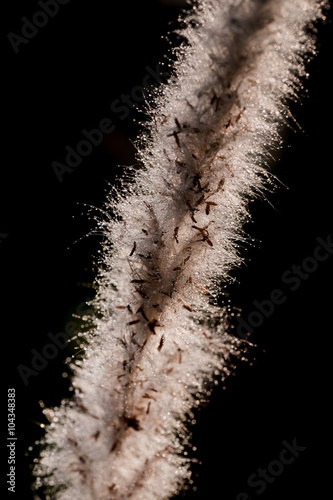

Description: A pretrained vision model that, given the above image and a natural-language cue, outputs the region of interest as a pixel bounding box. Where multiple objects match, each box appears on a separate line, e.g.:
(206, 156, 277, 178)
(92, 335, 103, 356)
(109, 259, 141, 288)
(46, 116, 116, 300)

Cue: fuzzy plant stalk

(34, 0, 328, 499)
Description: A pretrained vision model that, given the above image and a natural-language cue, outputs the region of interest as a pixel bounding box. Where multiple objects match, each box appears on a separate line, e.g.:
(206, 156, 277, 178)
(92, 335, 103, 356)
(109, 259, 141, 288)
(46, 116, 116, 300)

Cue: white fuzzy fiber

(34, 1, 328, 498)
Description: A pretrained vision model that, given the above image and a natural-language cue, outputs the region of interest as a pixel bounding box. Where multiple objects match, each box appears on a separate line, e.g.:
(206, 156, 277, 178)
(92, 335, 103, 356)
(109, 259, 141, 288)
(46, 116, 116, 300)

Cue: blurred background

(2, 1, 332, 498)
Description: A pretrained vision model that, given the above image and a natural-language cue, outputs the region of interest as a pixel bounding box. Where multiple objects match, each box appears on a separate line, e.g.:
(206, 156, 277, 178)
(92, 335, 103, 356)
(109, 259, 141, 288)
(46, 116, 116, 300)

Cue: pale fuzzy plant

(34, 0, 328, 499)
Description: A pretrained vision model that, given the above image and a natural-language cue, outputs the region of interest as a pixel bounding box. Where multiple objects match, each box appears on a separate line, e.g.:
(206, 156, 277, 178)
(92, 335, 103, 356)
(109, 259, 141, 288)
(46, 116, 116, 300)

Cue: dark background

(2, 1, 332, 499)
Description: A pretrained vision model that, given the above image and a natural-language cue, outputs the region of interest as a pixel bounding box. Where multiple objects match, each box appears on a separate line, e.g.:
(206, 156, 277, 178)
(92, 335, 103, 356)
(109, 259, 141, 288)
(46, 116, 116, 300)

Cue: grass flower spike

(34, 1, 328, 498)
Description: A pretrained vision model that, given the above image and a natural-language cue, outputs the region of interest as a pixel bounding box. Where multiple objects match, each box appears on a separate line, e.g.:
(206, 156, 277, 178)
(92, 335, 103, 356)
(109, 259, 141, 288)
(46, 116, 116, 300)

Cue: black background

(2, 1, 332, 499)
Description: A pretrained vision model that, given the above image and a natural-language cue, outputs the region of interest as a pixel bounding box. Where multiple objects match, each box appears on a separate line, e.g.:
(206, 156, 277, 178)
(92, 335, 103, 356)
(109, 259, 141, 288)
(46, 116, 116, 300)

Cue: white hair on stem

(34, 0, 328, 498)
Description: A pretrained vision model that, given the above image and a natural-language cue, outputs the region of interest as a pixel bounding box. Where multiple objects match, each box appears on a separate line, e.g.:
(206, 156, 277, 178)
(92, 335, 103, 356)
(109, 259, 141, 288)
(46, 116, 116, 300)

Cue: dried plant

(34, 1, 328, 498)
